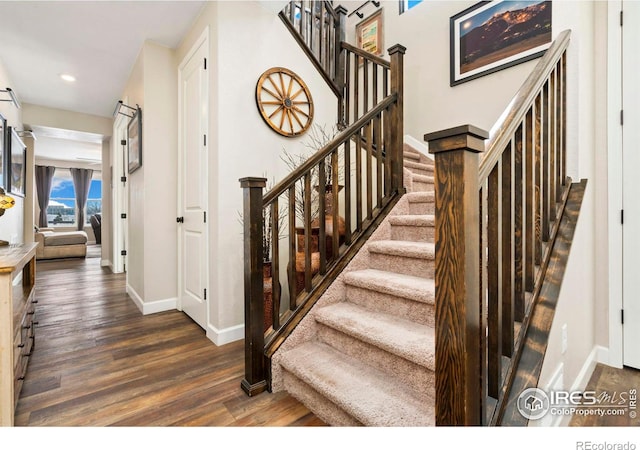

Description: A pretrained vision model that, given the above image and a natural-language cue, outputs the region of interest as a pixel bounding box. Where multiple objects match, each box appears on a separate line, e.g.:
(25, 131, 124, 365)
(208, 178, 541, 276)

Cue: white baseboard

(554, 345, 604, 426)
(207, 323, 244, 346)
(126, 284, 177, 315)
(404, 134, 433, 160)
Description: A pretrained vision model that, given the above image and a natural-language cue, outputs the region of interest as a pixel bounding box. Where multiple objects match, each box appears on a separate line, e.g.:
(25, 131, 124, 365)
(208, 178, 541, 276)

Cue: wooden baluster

(300, 1, 307, 52)
(487, 162, 502, 399)
(335, 7, 347, 125)
(356, 128, 363, 231)
(354, 51, 359, 123)
(239, 177, 267, 397)
(375, 112, 383, 207)
(373, 63, 378, 109)
(501, 143, 514, 357)
(549, 68, 557, 218)
(345, 50, 351, 126)
(271, 200, 281, 330)
(425, 124, 488, 426)
(343, 140, 352, 245)
(534, 93, 542, 267)
(363, 58, 369, 115)
(319, 2, 324, 70)
(318, 160, 327, 273)
(389, 45, 406, 195)
(479, 182, 488, 422)
(366, 116, 373, 219)
(561, 52, 567, 187)
(525, 108, 534, 292)
(288, 185, 297, 308)
(332, 150, 340, 259)
(289, 1, 295, 26)
(384, 108, 391, 197)
(304, 173, 312, 292)
(542, 80, 550, 242)
(513, 124, 525, 322)
(556, 63, 562, 203)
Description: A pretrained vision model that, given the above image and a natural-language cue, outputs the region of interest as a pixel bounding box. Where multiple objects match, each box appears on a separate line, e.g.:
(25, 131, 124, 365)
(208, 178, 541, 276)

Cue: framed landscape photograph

(356, 9, 384, 57)
(0, 114, 6, 189)
(8, 127, 26, 197)
(450, 1, 552, 86)
(128, 107, 142, 174)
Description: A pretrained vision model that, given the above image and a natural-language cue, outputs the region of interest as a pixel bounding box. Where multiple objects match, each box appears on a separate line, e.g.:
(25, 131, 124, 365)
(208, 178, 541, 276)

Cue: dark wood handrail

(425, 29, 571, 425)
(263, 95, 395, 206)
(340, 42, 391, 69)
(480, 30, 571, 182)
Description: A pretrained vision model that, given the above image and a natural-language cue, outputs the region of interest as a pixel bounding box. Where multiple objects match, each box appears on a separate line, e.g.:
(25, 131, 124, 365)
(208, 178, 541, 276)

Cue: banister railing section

(240, 45, 406, 396)
(424, 29, 571, 425)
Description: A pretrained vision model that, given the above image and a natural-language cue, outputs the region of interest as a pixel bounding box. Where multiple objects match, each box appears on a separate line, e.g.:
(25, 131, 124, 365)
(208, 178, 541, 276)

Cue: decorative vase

(263, 261, 273, 331)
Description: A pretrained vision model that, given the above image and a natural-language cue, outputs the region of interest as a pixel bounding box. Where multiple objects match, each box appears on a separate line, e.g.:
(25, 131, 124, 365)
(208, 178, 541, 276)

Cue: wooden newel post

(389, 44, 406, 195)
(334, 5, 348, 128)
(424, 125, 488, 426)
(239, 177, 268, 396)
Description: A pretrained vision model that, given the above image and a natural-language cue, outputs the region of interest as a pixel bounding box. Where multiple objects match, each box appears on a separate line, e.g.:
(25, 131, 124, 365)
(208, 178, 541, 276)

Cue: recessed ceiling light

(60, 74, 76, 82)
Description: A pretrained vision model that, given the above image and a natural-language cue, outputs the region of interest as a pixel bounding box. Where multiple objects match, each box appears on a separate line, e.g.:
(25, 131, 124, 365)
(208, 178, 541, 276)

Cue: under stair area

(272, 144, 437, 426)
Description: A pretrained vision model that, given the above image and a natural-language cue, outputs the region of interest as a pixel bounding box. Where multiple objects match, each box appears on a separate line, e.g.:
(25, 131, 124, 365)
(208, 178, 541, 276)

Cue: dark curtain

(70, 168, 93, 231)
(35, 165, 56, 228)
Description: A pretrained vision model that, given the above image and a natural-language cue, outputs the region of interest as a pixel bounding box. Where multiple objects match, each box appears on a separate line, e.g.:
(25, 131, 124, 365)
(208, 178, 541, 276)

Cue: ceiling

(0, 1, 207, 119)
(0, 1, 206, 163)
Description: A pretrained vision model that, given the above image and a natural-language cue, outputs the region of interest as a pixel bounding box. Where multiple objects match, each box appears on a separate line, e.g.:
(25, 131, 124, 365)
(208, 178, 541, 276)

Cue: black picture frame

(128, 106, 142, 174)
(450, 1, 552, 86)
(8, 127, 26, 197)
(0, 113, 6, 190)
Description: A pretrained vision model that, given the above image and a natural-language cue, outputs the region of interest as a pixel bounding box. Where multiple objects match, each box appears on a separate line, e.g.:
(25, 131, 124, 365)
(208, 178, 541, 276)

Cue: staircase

(271, 143, 437, 426)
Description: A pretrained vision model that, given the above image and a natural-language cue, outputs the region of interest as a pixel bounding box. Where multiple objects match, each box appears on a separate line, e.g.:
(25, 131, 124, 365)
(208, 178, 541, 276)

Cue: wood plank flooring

(569, 363, 640, 427)
(14, 253, 325, 426)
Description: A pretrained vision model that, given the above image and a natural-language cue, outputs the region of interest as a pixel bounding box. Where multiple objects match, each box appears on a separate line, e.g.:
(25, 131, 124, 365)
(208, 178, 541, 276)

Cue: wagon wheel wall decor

(256, 67, 314, 137)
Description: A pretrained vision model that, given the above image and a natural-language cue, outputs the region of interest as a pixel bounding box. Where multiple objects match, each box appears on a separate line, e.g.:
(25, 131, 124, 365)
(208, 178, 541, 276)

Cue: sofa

(34, 228, 88, 260)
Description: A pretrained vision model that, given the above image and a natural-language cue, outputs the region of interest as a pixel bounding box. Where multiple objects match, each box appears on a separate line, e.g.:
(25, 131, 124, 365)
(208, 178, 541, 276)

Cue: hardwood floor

(569, 363, 640, 427)
(14, 255, 325, 426)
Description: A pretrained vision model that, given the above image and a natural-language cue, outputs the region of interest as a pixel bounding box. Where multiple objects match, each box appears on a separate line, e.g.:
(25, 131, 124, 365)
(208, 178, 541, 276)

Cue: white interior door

(178, 32, 209, 330)
(112, 112, 129, 274)
(622, 0, 640, 369)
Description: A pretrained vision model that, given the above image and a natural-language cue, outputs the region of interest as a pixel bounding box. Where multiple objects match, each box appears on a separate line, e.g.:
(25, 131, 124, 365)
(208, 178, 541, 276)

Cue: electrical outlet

(561, 324, 568, 354)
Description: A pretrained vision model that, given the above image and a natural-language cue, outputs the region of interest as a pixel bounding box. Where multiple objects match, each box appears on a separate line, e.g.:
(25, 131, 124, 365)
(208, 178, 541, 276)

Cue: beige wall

(175, 1, 345, 343)
(22, 104, 112, 136)
(0, 57, 24, 244)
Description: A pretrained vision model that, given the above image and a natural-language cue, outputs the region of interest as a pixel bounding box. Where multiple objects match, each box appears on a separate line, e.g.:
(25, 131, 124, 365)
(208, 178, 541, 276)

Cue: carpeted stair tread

(315, 302, 434, 368)
(388, 214, 434, 227)
(411, 173, 434, 184)
(404, 159, 434, 172)
(343, 269, 435, 305)
(403, 150, 422, 161)
(406, 191, 435, 202)
(368, 240, 435, 259)
(280, 340, 435, 426)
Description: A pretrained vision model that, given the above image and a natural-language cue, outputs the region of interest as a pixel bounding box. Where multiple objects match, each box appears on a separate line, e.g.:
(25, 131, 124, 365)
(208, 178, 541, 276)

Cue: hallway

(15, 256, 325, 426)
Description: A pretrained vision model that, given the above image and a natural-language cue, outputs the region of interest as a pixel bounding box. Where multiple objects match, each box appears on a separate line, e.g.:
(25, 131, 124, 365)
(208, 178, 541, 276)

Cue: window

(86, 178, 102, 224)
(399, 0, 423, 14)
(47, 170, 76, 226)
(46, 169, 102, 227)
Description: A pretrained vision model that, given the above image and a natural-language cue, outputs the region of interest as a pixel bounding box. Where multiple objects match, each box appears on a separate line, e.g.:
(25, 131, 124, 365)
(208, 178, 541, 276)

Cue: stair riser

(390, 224, 435, 242)
(403, 152, 421, 162)
(368, 253, 435, 279)
(406, 167, 433, 177)
(317, 325, 435, 402)
(408, 201, 435, 215)
(413, 180, 434, 192)
(345, 284, 435, 326)
(282, 370, 362, 426)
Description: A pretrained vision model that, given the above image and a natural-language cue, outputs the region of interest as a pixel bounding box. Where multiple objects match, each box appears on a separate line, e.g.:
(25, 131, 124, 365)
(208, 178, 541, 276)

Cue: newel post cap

(388, 44, 407, 56)
(239, 177, 267, 188)
(424, 124, 488, 155)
